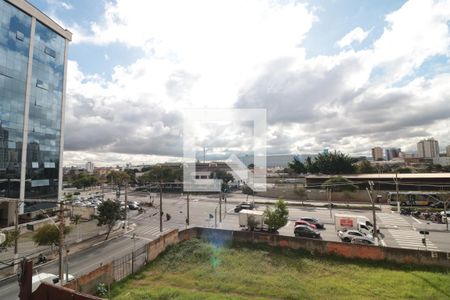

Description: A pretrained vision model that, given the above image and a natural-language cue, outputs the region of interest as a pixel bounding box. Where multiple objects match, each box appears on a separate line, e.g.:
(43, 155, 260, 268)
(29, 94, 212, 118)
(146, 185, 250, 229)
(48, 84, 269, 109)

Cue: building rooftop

(7, 0, 72, 40)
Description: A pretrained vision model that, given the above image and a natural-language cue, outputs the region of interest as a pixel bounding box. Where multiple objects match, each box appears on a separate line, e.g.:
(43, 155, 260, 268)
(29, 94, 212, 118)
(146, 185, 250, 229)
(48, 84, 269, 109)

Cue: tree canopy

(356, 160, 376, 174)
(139, 166, 182, 184)
(107, 170, 130, 186)
(71, 174, 98, 189)
(211, 170, 234, 192)
(0, 229, 20, 252)
(289, 151, 356, 175)
(32, 224, 71, 247)
(96, 200, 125, 240)
(264, 199, 289, 232)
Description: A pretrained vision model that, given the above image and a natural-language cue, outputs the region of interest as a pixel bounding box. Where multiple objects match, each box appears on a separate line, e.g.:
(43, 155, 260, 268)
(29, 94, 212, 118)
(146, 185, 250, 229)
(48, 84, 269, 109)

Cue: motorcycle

(400, 208, 412, 216)
(37, 254, 47, 265)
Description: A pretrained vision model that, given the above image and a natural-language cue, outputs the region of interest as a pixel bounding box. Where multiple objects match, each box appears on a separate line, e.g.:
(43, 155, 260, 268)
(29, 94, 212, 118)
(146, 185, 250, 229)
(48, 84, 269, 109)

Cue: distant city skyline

(26, 0, 450, 166)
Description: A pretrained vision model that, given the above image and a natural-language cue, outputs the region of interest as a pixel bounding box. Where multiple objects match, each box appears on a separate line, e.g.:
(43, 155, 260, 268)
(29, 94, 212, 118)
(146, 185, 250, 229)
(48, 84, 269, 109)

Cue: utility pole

(328, 188, 332, 218)
(444, 195, 449, 232)
(394, 172, 400, 213)
(58, 199, 65, 284)
(186, 193, 190, 226)
(367, 181, 378, 241)
(159, 182, 163, 233)
(14, 199, 19, 273)
(124, 182, 128, 233)
(214, 207, 217, 228)
(219, 192, 222, 223)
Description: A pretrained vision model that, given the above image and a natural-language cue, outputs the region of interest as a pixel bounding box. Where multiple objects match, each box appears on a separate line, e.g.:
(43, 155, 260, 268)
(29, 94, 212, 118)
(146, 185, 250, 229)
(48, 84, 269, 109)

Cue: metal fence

(113, 244, 148, 281)
(112, 252, 132, 281)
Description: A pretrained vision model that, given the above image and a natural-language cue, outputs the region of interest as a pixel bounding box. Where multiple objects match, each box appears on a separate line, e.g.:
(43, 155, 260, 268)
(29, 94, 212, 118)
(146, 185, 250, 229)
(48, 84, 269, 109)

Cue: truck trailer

(239, 209, 265, 231)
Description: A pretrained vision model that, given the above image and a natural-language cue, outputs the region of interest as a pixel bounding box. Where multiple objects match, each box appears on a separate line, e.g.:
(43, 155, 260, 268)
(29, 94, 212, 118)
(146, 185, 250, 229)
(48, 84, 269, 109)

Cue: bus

(387, 191, 443, 206)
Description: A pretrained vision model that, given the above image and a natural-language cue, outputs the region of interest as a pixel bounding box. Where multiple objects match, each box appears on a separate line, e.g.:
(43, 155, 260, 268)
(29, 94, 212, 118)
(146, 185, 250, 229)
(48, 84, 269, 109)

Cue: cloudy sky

(29, 0, 450, 166)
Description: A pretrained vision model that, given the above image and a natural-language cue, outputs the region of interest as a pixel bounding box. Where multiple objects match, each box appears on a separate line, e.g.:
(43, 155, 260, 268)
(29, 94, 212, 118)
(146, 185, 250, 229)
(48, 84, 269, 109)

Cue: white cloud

(372, 0, 450, 83)
(62, 0, 450, 165)
(337, 27, 369, 48)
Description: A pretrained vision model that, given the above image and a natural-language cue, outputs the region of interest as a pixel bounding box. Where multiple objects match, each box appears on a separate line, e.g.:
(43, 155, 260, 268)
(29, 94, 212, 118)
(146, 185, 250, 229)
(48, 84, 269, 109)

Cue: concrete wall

(147, 229, 179, 261)
(32, 282, 102, 300)
(256, 183, 388, 203)
(52, 226, 450, 299)
(195, 228, 450, 268)
(71, 206, 96, 220)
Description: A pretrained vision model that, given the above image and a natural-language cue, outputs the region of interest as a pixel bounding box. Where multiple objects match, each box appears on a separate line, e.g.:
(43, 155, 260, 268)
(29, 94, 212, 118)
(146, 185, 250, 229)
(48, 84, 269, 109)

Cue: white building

(446, 145, 450, 157)
(433, 157, 450, 166)
(85, 161, 94, 173)
(417, 138, 439, 158)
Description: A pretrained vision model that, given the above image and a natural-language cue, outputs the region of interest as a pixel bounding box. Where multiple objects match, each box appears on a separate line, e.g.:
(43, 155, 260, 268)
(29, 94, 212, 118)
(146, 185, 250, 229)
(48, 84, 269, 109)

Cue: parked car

(234, 202, 255, 213)
(128, 203, 139, 210)
(430, 201, 445, 209)
(294, 225, 321, 239)
(299, 217, 325, 229)
(338, 229, 372, 243)
(440, 210, 450, 217)
(294, 219, 317, 229)
(351, 236, 376, 245)
(32, 273, 74, 292)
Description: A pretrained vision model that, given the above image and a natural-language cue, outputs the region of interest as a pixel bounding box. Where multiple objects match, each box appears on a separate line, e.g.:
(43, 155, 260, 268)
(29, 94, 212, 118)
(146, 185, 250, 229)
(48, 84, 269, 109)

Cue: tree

(264, 199, 289, 232)
(288, 157, 306, 174)
(0, 229, 20, 252)
(96, 200, 125, 240)
(139, 166, 182, 185)
(32, 224, 71, 249)
(73, 214, 82, 242)
(241, 184, 255, 201)
(72, 174, 98, 190)
(108, 170, 130, 186)
(211, 170, 234, 192)
(396, 167, 413, 173)
(294, 187, 307, 205)
(356, 160, 376, 174)
(312, 151, 356, 174)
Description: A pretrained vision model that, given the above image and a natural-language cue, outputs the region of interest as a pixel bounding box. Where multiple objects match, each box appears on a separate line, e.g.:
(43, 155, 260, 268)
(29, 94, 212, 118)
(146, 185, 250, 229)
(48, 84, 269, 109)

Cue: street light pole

(58, 200, 65, 284)
(367, 181, 378, 241)
(186, 193, 190, 226)
(124, 182, 128, 233)
(159, 182, 163, 233)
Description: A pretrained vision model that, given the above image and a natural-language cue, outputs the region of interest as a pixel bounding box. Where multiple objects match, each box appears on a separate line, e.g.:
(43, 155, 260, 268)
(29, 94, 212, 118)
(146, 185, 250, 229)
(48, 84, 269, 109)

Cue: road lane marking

(411, 217, 422, 224)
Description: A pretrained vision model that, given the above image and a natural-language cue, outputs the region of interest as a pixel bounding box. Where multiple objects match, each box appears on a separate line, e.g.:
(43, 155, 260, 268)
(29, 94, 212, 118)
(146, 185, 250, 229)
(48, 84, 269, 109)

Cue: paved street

(1, 191, 450, 299)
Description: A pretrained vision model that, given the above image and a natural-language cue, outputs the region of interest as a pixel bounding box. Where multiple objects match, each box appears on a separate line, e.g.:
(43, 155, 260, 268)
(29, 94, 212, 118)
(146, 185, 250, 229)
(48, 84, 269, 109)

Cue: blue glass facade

(0, 0, 68, 206)
(26, 21, 65, 199)
(0, 0, 31, 198)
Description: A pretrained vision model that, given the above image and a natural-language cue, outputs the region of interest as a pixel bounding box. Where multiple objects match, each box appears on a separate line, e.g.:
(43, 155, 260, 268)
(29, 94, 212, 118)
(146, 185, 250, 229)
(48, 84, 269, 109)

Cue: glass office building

(0, 0, 71, 226)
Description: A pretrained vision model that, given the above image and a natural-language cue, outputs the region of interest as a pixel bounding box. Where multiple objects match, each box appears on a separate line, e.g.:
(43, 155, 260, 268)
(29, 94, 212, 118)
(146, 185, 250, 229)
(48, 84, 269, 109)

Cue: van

(31, 273, 74, 292)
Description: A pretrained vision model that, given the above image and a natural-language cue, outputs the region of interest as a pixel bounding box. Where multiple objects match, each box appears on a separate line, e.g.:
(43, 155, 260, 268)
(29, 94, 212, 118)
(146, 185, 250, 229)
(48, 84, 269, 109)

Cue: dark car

(430, 201, 445, 209)
(294, 225, 321, 239)
(234, 202, 255, 213)
(300, 217, 325, 229)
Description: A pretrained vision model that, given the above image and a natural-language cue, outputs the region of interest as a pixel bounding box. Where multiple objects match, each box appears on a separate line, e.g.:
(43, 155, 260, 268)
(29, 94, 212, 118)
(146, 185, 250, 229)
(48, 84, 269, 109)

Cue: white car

(351, 236, 377, 245)
(440, 211, 450, 217)
(338, 229, 372, 243)
(32, 273, 74, 292)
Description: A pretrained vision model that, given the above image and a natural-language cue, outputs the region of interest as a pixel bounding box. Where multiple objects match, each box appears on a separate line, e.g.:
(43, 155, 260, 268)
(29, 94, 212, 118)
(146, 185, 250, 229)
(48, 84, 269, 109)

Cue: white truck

(334, 213, 376, 234)
(239, 209, 265, 231)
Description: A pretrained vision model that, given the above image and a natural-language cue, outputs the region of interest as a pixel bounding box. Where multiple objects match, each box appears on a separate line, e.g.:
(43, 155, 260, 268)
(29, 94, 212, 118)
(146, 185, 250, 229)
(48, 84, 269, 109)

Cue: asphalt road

(1, 191, 450, 299)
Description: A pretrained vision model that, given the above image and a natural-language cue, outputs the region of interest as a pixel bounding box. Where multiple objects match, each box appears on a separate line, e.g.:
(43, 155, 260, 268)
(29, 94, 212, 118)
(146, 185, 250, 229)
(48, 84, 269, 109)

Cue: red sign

(340, 218, 353, 227)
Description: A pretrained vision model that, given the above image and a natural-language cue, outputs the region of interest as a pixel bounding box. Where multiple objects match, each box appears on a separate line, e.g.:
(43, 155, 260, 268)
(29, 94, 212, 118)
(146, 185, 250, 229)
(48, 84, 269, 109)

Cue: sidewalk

(202, 193, 384, 210)
(0, 220, 117, 280)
